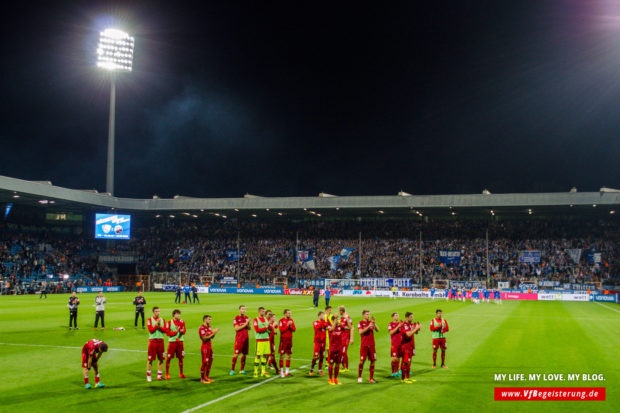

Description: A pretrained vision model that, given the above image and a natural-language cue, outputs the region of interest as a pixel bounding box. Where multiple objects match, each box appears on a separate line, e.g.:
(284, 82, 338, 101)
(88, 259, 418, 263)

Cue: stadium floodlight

(97, 28, 134, 196)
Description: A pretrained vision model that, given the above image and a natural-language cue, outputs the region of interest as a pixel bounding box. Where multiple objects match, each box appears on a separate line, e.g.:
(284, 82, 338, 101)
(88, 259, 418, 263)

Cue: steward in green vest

(165, 309, 186, 379)
(429, 309, 449, 369)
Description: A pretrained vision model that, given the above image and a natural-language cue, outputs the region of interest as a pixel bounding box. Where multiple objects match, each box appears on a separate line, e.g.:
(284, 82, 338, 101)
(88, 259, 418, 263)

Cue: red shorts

(359, 345, 377, 362)
(391, 345, 402, 358)
(432, 338, 447, 350)
(81, 350, 98, 369)
(234, 338, 249, 355)
(279, 338, 293, 355)
(166, 341, 184, 360)
(401, 345, 414, 362)
(148, 339, 165, 362)
(313, 341, 326, 357)
(201, 344, 213, 363)
(328, 346, 343, 364)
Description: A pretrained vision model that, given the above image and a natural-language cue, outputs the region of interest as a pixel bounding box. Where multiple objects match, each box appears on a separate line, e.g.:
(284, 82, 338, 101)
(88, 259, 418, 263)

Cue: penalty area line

(181, 363, 310, 413)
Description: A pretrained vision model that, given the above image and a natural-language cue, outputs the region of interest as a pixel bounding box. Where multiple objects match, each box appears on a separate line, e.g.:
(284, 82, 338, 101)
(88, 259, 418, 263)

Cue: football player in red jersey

(357, 310, 379, 383)
(400, 312, 421, 383)
(278, 309, 296, 377)
(266, 311, 280, 374)
(199, 314, 219, 383)
(81, 339, 108, 389)
(388, 312, 403, 378)
(430, 309, 449, 368)
(230, 305, 251, 375)
(165, 309, 186, 379)
(327, 313, 349, 385)
(338, 306, 353, 371)
(309, 311, 328, 376)
(146, 307, 167, 382)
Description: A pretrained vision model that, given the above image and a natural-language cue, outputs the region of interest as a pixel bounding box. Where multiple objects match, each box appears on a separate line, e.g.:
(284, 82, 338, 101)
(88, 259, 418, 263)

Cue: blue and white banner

(567, 249, 582, 264)
(162, 284, 178, 292)
(328, 255, 340, 270)
(226, 250, 243, 262)
(587, 251, 602, 265)
(538, 280, 561, 287)
(359, 278, 413, 288)
(565, 283, 597, 291)
(296, 250, 311, 263)
(449, 280, 485, 289)
(220, 276, 238, 284)
(302, 259, 316, 270)
(302, 279, 327, 288)
(519, 251, 541, 264)
(179, 248, 194, 261)
(519, 282, 537, 290)
(439, 250, 461, 264)
(340, 247, 354, 259)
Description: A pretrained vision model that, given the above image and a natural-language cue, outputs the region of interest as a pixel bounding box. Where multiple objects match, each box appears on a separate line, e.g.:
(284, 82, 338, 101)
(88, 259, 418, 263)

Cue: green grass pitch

(0, 292, 617, 412)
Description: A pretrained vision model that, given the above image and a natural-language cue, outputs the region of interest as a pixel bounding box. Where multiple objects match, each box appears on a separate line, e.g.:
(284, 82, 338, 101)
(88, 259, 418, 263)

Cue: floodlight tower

(96, 28, 134, 196)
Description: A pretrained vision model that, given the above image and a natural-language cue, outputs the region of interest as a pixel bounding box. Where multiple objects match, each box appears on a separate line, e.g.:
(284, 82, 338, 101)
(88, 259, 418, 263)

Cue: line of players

(431, 287, 502, 304)
(80, 305, 450, 387)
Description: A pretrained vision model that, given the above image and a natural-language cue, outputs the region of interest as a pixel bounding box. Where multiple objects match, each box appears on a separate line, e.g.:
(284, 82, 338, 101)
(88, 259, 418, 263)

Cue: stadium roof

(0, 174, 618, 219)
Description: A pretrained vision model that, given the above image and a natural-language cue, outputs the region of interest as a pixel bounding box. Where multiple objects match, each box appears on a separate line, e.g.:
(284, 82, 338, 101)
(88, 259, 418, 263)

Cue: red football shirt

(388, 321, 402, 347)
(199, 324, 213, 349)
(234, 315, 250, 342)
(358, 320, 376, 347)
(84, 339, 103, 356)
(329, 318, 347, 349)
(313, 320, 328, 343)
(279, 317, 296, 339)
(400, 322, 414, 348)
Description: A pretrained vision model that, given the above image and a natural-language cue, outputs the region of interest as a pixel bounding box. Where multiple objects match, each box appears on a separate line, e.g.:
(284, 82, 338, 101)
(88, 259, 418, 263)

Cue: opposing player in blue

(444, 287, 450, 302)
(430, 287, 436, 301)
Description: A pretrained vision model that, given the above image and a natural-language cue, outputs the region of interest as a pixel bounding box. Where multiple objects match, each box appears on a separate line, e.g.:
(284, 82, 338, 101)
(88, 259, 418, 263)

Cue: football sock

(369, 364, 375, 380)
(441, 350, 446, 364)
(279, 358, 284, 369)
(254, 357, 259, 374)
(318, 357, 324, 371)
(311, 357, 317, 371)
(358, 361, 364, 378)
(157, 370, 162, 378)
(328, 364, 333, 380)
(95, 374, 100, 384)
(231, 356, 238, 371)
(165, 360, 170, 375)
(83, 372, 89, 385)
(146, 370, 151, 378)
(392, 360, 398, 373)
(334, 365, 340, 380)
(343, 354, 348, 369)
(179, 360, 183, 374)
(433, 351, 437, 365)
(240, 355, 246, 371)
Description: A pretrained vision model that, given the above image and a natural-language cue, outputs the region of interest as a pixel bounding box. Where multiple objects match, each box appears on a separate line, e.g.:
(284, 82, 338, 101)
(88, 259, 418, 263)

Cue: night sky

(1, 1, 619, 198)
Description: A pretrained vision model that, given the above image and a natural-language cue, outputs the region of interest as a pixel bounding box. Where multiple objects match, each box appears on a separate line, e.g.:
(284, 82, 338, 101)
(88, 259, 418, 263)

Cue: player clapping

(327, 312, 349, 385)
(278, 309, 296, 377)
(309, 311, 328, 376)
(165, 309, 186, 379)
(400, 312, 421, 384)
(230, 305, 251, 375)
(81, 339, 108, 389)
(146, 307, 167, 382)
(357, 310, 379, 383)
(266, 311, 280, 374)
(199, 315, 219, 383)
(388, 312, 403, 378)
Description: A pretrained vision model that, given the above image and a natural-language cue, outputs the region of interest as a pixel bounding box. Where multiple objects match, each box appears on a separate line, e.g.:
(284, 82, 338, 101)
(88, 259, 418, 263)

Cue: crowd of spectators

(1, 217, 618, 293)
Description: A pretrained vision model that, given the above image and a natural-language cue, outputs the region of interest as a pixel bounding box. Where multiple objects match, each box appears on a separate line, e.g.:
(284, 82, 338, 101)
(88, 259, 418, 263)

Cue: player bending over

(82, 339, 108, 389)
(199, 314, 219, 383)
(430, 309, 449, 369)
(357, 310, 379, 383)
(165, 309, 186, 379)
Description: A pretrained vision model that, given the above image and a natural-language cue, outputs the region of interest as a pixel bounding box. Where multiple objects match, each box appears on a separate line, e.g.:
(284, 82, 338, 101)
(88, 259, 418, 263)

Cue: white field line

(181, 363, 311, 413)
(595, 302, 620, 313)
(0, 342, 312, 361)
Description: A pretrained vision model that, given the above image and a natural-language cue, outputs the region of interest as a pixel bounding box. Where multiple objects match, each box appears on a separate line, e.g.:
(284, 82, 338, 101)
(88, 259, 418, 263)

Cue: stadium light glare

(97, 27, 134, 196)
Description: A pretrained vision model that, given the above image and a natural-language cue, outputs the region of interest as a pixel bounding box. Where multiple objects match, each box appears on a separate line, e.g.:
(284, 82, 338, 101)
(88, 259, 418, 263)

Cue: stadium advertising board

(519, 283, 537, 290)
(497, 281, 510, 289)
(76, 286, 124, 293)
(207, 287, 283, 295)
(95, 214, 131, 240)
(538, 293, 564, 301)
(564, 283, 597, 291)
(399, 290, 431, 298)
(562, 293, 589, 301)
(219, 276, 238, 284)
(500, 292, 538, 300)
(592, 294, 618, 303)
